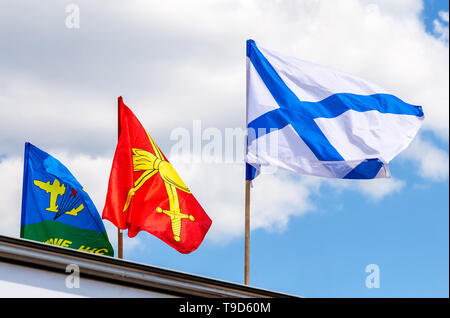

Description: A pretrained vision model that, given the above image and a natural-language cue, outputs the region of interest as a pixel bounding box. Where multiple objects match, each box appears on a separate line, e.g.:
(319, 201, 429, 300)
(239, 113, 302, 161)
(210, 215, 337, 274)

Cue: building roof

(0, 235, 296, 298)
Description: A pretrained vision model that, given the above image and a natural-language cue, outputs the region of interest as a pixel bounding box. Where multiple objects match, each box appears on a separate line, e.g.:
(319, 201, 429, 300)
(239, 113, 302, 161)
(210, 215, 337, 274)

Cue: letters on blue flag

(20, 142, 114, 256)
(245, 40, 424, 180)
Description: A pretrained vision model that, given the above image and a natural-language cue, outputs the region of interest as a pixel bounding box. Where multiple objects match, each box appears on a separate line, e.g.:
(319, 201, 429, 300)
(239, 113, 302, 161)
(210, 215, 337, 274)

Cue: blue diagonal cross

(246, 40, 423, 179)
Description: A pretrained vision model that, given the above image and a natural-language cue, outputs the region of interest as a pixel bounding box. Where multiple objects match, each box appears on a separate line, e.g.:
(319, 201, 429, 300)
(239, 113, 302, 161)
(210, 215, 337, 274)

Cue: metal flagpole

(244, 179, 251, 285)
(117, 98, 124, 259)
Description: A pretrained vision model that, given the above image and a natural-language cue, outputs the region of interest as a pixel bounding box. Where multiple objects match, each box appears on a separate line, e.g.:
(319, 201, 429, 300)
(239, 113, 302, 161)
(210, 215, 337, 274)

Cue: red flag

(102, 97, 212, 253)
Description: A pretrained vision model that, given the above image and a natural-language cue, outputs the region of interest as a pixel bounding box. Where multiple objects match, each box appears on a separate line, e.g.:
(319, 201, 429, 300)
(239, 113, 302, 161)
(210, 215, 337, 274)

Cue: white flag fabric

(245, 40, 424, 180)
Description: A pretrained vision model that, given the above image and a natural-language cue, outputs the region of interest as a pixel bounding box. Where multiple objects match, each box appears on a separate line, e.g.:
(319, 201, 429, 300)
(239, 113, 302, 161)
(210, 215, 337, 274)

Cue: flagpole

(244, 41, 251, 285)
(118, 230, 123, 259)
(244, 179, 251, 285)
(117, 97, 124, 259)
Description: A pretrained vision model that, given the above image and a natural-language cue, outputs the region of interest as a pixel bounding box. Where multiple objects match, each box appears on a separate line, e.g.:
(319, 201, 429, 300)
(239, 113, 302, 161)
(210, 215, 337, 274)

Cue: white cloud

(250, 173, 317, 231)
(355, 178, 406, 201)
(439, 10, 449, 23)
(320, 175, 406, 201)
(434, 10, 449, 42)
(0, 157, 22, 237)
(400, 136, 449, 181)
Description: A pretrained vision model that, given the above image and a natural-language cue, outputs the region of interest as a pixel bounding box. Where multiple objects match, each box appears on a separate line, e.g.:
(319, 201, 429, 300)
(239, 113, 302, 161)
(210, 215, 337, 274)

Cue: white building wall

(0, 262, 173, 298)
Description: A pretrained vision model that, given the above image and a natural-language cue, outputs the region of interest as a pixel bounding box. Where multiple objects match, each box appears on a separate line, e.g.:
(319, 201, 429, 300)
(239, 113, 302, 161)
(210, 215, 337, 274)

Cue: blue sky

(0, 0, 448, 298)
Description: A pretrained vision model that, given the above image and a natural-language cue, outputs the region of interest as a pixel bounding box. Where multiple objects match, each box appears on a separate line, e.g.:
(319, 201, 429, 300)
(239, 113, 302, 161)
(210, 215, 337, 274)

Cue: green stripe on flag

(21, 220, 114, 256)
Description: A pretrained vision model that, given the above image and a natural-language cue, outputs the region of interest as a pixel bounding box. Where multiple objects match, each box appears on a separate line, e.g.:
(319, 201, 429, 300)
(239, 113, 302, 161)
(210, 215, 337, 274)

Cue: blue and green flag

(20, 142, 114, 256)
